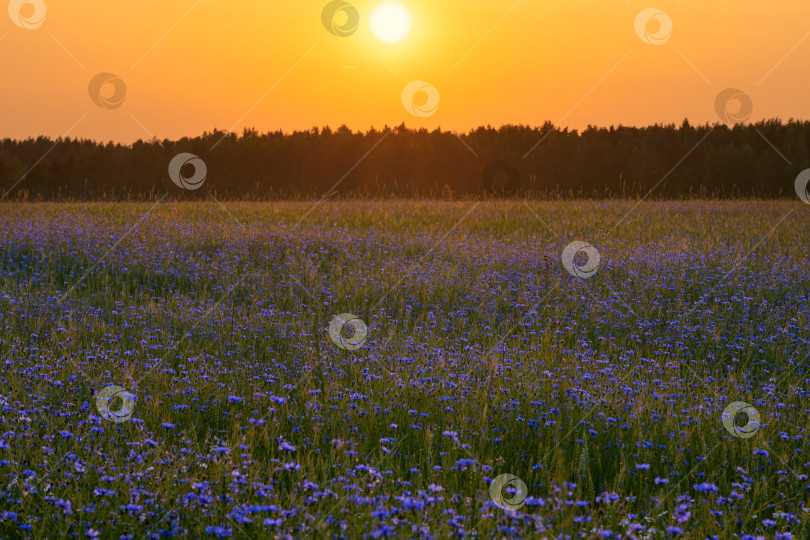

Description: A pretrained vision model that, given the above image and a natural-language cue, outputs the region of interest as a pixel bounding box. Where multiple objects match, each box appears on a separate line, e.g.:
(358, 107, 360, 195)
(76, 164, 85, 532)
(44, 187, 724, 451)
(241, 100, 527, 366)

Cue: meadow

(0, 199, 808, 539)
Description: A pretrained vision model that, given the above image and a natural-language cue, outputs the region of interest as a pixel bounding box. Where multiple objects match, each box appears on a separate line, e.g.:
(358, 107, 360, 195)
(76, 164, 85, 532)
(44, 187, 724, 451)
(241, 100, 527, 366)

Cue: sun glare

(369, 2, 412, 44)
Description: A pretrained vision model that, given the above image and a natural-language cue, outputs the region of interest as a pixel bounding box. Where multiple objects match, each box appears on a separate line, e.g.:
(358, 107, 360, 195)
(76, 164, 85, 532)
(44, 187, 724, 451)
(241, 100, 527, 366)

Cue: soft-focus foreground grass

(0, 200, 808, 539)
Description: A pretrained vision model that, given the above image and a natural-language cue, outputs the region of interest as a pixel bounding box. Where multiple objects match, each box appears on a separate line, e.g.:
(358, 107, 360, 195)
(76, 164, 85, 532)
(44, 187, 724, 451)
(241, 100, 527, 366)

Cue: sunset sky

(2, 0, 810, 142)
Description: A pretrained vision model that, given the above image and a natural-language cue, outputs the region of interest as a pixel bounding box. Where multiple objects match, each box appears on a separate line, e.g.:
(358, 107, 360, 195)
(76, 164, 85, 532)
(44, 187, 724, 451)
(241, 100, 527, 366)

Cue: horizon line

(3, 116, 808, 145)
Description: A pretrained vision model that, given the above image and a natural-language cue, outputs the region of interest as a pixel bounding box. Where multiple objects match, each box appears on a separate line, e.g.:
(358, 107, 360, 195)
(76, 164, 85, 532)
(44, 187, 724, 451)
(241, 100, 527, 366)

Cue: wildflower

(278, 441, 296, 452)
(596, 492, 620, 504)
(453, 458, 476, 470)
(205, 525, 232, 537)
(55, 498, 73, 514)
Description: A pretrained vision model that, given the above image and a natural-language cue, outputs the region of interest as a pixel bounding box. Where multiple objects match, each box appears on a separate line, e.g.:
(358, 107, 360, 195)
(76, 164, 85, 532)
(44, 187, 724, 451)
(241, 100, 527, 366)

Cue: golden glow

(369, 2, 412, 44)
(2, 1, 810, 142)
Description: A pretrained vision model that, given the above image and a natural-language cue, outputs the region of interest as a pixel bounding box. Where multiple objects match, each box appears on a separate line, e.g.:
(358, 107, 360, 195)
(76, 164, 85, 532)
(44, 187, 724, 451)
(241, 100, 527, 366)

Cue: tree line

(1, 119, 807, 200)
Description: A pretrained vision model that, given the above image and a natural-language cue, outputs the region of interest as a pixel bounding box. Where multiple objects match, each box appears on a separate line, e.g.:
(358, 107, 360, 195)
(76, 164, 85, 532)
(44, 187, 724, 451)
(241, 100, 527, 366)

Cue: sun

(369, 2, 412, 44)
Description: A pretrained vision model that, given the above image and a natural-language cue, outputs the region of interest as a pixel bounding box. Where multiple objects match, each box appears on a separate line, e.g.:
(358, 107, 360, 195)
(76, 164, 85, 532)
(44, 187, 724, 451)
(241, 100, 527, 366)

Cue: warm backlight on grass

(369, 1, 412, 44)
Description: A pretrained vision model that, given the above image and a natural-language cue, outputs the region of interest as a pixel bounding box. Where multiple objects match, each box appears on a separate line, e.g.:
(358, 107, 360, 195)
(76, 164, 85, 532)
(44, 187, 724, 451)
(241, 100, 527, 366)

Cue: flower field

(0, 200, 808, 539)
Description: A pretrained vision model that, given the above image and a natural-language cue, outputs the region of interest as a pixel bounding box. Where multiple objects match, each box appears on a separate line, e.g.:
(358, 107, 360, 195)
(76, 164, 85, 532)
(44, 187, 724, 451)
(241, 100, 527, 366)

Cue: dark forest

(2, 119, 807, 200)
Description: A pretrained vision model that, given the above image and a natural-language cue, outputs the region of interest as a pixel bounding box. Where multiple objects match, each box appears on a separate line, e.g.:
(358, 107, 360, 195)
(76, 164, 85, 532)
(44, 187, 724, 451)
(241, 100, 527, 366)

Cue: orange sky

(2, 1, 810, 142)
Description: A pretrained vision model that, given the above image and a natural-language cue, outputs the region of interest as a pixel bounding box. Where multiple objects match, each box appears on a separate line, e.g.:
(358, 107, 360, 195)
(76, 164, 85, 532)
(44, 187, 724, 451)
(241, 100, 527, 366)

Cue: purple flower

(55, 498, 73, 514)
(205, 525, 232, 537)
(596, 492, 620, 504)
(453, 458, 476, 470)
